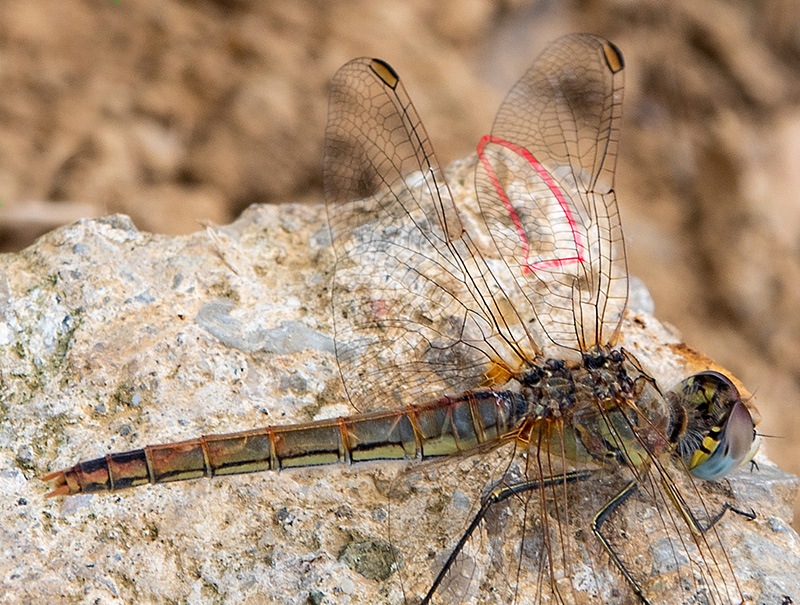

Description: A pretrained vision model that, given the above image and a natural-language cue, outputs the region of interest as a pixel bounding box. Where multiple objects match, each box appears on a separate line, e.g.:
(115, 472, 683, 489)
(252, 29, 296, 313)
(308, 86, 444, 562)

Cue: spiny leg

(659, 476, 756, 602)
(591, 480, 651, 605)
(421, 469, 595, 605)
(592, 479, 755, 605)
(660, 478, 756, 534)
(699, 503, 756, 531)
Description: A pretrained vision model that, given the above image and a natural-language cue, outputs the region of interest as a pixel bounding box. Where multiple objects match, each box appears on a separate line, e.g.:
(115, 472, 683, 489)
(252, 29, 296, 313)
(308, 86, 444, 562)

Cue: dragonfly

(45, 34, 761, 604)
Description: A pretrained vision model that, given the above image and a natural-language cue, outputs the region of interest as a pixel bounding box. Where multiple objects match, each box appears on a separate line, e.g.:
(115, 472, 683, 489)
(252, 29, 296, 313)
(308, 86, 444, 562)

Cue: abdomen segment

(44, 390, 527, 496)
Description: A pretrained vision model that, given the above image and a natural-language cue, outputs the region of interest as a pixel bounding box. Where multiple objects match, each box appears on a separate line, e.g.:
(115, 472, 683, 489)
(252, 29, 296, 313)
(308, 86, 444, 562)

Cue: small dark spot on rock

(307, 590, 325, 605)
(276, 507, 295, 528)
(338, 538, 399, 581)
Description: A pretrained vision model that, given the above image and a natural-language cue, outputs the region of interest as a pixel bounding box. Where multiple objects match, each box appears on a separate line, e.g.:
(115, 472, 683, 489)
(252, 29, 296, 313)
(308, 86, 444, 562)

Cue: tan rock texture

(2, 174, 799, 602)
(1, 1, 799, 534)
(2, 1, 800, 602)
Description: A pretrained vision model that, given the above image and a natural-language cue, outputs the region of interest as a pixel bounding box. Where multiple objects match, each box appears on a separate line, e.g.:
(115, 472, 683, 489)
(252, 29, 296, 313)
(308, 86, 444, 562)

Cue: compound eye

(689, 398, 758, 481)
(669, 371, 760, 481)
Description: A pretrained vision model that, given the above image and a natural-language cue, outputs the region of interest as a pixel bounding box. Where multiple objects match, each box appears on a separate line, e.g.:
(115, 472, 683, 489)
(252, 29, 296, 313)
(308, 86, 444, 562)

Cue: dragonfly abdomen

(45, 390, 529, 496)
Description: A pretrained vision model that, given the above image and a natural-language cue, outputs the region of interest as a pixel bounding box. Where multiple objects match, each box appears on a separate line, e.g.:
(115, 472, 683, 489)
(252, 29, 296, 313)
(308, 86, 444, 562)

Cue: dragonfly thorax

(513, 349, 673, 472)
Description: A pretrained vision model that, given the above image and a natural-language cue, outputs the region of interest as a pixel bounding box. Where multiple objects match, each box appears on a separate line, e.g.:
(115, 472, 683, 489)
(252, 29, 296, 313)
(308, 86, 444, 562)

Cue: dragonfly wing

(475, 34, 628, 352)
(324, 58, 530, 411)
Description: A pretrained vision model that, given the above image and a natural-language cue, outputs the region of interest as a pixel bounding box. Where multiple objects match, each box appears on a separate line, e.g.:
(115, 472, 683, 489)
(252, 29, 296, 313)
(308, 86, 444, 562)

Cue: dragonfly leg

(592, 479, 756, 605)
(421, 469, 595, 605)
(697, 502, 756, 533)
(591, 480, 652, 605)
(660, 478, 756, 534)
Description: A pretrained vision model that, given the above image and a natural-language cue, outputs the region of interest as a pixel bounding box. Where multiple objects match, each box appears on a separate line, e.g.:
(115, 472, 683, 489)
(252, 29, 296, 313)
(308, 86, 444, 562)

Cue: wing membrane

(475, 34, 628, 351)
(324, 58, 535, 411)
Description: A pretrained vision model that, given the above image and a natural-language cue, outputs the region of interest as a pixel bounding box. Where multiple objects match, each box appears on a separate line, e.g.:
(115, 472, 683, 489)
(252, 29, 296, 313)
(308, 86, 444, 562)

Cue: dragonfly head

(670, 371, 760, 481)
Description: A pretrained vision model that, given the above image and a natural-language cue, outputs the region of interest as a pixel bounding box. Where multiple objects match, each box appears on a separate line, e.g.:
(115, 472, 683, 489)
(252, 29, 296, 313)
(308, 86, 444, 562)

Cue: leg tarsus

(592, 480, 652, 605)
(421, 469, 594, 604)
(698, 502, 756, 532)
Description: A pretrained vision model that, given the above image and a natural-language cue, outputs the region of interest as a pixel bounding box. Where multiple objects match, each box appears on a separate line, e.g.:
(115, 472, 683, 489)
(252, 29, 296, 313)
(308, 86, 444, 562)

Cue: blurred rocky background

(1, 0, 799, 527)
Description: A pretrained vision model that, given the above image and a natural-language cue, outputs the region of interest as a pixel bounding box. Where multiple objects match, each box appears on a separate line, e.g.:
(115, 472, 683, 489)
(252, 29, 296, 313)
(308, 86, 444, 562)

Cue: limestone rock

(1, 182, 799, 602)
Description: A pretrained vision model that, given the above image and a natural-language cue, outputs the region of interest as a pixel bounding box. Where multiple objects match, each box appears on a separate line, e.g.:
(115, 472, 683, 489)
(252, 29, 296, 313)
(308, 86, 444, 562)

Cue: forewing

(324, 59, 528, 411)
(475, 34, 628, 351)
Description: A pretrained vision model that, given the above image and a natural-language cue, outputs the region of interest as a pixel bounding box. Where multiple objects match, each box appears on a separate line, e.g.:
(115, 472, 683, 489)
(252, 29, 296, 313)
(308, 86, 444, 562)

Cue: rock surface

(1, 172, 799, 603)
(3, 0, 800, 536)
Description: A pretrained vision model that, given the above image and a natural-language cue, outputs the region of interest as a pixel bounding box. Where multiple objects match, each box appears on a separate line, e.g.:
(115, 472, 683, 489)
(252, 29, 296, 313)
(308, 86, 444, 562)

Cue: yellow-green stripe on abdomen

(45, 390, 528, 496)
